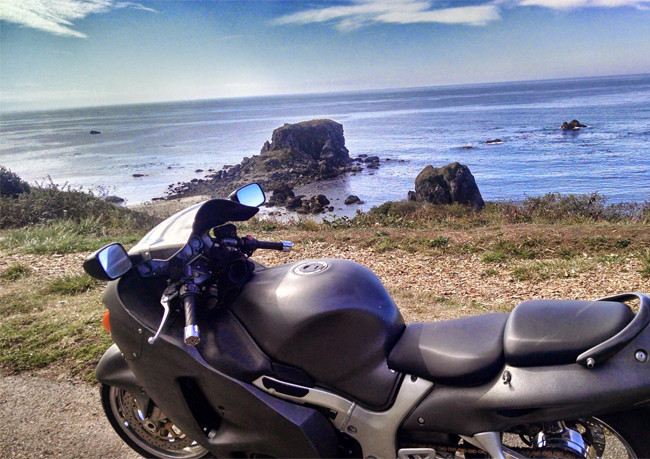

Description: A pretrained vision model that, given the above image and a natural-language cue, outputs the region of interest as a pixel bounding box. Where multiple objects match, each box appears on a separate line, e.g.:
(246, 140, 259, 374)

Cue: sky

(1, 0, 650, 112)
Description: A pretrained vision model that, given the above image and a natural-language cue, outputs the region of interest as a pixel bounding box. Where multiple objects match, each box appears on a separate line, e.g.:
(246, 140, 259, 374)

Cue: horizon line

(3, 71, 649, 116)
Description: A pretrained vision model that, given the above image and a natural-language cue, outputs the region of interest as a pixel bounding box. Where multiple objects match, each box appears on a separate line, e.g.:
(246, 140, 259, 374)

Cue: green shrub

(0, 166, 30, 197)
(495, 193, 650, 223)
(0, 263, 32, 281)
(639, 249, 650, 279)
(426, 236, 449, 248)
(0, 175, 158, 230)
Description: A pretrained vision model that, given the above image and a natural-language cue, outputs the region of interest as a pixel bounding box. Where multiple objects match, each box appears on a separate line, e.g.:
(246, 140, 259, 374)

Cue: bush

(0, 176, 157, 230)
(493, 193, 650, 223)
(0, 166, 30, 197)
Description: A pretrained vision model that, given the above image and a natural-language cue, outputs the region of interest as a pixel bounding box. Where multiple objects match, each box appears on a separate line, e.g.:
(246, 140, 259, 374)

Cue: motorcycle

(84, 183, 650, 459)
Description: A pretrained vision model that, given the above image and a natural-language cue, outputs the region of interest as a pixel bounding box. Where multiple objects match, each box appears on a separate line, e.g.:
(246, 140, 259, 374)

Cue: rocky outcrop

(267, 184, 296, 207)
(408, 162, 484, 209)
(165, 119, 359, 200)
(560, 119, 587, 130)
(266, 183, 334, 214)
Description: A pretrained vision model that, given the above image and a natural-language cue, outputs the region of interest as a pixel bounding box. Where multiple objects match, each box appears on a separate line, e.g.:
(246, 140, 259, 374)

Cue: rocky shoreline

(157, 119, 388, 215)
(152, 118, 487, 218)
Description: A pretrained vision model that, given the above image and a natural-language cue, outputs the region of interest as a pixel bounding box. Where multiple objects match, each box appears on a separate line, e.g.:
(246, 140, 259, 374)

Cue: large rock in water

(409, 162, 484, 209)
(258, 119, 351, 179)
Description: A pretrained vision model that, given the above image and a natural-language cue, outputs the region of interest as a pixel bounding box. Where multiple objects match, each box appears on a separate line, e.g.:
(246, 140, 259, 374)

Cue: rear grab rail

(577, 292, 650, 368)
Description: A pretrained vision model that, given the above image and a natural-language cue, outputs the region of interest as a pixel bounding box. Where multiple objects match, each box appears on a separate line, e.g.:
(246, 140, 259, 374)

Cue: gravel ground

(0, 373, 139, 458)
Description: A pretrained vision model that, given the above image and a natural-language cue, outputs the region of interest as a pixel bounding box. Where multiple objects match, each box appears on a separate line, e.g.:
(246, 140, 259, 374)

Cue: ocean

(1, 74, 649, 211)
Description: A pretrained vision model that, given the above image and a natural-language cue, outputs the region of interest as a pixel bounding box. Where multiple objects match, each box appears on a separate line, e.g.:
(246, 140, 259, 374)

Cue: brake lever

(148, 286, 179, 345)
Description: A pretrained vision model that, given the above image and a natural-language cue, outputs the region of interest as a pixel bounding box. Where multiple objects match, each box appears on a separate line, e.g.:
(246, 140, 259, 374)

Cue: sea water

(1, 74, 649, 210)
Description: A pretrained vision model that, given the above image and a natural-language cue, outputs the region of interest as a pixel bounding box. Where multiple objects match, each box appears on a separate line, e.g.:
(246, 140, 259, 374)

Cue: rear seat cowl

(503, 299, 633, 367)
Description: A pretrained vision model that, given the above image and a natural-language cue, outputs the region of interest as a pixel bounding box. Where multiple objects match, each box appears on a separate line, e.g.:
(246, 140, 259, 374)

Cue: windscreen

(129, 199, 259, 260)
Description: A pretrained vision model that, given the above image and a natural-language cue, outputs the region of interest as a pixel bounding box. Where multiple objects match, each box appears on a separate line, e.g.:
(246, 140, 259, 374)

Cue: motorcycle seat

(388, 313, 508, 386)
(503, 299, 633, 367)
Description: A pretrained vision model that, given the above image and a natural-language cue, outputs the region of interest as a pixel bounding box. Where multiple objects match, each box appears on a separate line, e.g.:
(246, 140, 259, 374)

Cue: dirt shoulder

(0, 373, 139, 458)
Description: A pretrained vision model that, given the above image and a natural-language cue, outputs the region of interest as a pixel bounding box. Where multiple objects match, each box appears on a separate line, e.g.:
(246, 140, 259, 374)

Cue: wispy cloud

(273, 0, 650, 31)
(273, 0, 501, 31)
(0, 0, 156, 38)
(517, 0, 650, 9)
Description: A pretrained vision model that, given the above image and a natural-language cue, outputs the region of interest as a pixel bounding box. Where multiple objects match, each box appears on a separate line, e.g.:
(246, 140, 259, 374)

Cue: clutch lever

(148, 285, 179, 345)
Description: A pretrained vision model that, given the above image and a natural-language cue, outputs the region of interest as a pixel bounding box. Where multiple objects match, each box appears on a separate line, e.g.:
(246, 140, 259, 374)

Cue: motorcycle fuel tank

(231, 258, 405, 409)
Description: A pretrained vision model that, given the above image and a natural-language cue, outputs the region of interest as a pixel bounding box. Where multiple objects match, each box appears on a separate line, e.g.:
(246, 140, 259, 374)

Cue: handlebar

(219, 236, 292, 253)
(255, 240, 293, 251)
(180, 283, 200, 346)
(149, 233, 292, 348)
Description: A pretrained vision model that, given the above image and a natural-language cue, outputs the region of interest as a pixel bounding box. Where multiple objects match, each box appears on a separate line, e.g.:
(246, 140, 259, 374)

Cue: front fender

(96, 343, 142, 396)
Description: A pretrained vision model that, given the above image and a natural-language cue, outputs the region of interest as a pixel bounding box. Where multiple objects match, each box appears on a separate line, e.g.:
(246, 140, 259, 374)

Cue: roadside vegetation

(1, 166, 649, 380)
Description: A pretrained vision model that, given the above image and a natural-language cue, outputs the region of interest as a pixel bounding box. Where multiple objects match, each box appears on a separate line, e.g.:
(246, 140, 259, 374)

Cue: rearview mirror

(83, 243, 133, 281)
(230, 183, 266, 207)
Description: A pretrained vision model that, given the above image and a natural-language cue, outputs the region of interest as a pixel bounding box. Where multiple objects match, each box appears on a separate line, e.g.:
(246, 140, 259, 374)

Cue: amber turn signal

(102, 309, 111, 334)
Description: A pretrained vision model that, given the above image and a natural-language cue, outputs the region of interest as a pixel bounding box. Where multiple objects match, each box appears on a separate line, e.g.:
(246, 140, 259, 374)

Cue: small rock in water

(560, 119, 588, 130)
(89, 130, 101, 135)
(486, 138, 502, 144)
(344, 195, 362, 205)
(132, 173, 145, 178)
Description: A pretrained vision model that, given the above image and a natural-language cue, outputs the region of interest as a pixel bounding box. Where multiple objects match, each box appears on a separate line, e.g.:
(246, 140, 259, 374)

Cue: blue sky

(1, 0, 650, 111)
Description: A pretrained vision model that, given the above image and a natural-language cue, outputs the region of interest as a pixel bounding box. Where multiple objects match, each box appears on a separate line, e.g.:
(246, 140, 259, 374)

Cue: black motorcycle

(84, 183, 650, 459)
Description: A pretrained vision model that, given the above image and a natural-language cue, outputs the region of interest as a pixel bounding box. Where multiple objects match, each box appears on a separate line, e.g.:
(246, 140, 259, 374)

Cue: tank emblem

(293, 261, 329, 275)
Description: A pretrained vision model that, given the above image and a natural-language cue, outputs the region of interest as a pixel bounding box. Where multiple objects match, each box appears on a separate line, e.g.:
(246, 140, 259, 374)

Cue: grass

(510, 258, 597, 282)
(0, 217, 145, 255)
(47, 273, 98, 295)
(0, 274, 110, 382)
(639, 249, 650, 278)
(0, 263, 31, 281)
(389, 288, 513, 322)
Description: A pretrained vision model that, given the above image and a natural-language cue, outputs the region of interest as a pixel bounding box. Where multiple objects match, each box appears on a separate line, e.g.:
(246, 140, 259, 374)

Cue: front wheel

(101, 384, 209, 459)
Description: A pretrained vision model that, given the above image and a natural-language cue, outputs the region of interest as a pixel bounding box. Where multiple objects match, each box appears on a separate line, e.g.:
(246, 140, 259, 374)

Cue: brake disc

(120, 390, 195, 451)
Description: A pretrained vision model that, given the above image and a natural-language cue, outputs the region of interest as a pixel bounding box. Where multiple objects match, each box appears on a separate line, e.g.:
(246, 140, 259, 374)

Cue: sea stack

(408, 162, 484, 209)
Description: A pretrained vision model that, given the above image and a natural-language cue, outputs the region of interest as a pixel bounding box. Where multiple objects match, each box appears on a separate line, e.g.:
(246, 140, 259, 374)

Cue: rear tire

(490, 406, 650, 458)
(595, 406, 650, 458)
(101, 383, 209, 459)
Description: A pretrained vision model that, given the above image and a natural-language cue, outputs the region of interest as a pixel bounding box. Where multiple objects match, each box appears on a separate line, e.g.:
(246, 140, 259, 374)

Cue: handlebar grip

(181, 286, 200, 346)
(256, 240, 293, 251)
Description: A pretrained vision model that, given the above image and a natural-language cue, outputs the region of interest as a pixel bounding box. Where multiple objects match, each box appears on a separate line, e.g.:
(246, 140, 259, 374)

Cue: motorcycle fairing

(129, 199, 259, 261)
(101, 273, 339, 458)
